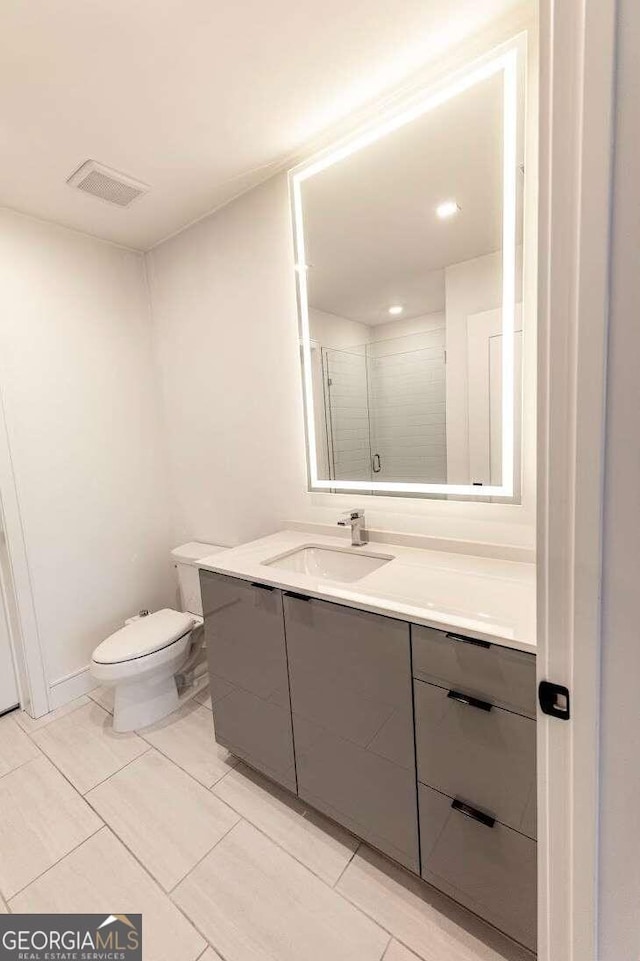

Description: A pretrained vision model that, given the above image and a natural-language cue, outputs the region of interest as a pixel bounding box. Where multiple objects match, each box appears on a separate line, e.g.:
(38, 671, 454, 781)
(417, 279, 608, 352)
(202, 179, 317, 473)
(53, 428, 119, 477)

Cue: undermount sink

(263, 544, 394, 583)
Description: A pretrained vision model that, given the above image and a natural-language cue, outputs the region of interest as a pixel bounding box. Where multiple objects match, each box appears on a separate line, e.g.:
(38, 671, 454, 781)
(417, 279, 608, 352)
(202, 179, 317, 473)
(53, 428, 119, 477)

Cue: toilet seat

(92, 609, 195, 665)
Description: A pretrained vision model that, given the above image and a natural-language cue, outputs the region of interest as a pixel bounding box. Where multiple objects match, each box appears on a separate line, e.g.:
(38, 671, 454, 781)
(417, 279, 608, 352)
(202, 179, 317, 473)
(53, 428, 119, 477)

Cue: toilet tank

(171, 542, 226, 616)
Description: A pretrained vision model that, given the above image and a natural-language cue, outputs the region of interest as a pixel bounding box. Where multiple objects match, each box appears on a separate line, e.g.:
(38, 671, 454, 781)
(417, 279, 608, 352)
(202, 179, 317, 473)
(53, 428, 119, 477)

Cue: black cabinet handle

(447, 689, 493, 712)
(284, 591, 311, 602)
(251, 582, 275, 592)
(451, 798, 496, 828)
(446, 631, 491, 650)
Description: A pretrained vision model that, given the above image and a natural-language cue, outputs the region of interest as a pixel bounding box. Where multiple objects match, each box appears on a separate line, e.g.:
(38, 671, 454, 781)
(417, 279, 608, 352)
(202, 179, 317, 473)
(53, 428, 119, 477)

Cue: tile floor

(0, 681, 535, 961)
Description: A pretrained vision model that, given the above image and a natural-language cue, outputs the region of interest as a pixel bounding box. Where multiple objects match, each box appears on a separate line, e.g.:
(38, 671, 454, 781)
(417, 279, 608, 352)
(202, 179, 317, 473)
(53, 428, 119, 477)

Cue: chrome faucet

(337, 509, 367, 547)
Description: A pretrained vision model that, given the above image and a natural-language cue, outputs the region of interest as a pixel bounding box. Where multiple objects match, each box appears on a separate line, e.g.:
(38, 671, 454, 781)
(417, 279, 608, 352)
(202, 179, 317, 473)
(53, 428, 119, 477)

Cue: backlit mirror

(291, 42, 525, 498)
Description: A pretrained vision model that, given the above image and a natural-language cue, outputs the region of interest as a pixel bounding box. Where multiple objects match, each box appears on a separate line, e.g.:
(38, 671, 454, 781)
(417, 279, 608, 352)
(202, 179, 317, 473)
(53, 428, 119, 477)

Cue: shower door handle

(372, 453, 381, 473)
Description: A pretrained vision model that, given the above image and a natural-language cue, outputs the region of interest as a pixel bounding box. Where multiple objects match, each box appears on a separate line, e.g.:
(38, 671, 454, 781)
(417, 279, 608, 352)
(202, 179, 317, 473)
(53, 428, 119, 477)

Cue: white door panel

(467, 305, 523, 498)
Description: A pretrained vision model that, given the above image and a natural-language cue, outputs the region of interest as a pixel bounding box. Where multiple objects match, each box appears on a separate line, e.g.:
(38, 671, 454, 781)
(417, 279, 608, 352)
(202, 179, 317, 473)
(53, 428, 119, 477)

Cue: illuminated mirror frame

(290, 41, 521, 498)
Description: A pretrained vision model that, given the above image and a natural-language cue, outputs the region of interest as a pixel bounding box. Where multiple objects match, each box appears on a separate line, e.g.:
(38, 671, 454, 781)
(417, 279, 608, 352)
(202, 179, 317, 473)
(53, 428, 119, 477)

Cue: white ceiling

(303, 73, 506, 325)
(0, 0, 526, 251)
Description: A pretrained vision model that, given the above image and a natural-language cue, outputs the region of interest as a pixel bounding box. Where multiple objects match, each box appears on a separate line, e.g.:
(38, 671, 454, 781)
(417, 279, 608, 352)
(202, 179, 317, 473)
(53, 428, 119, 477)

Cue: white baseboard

(49, 659, 208, 713)
(49, 665, 97, 710)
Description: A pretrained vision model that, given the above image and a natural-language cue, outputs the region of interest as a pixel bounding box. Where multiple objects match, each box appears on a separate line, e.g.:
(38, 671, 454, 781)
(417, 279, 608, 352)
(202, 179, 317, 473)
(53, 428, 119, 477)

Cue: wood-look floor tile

(213, 761, 358, 885)
(0, 712, 40, 778)
(14, 696, 90, 734)
(11, 828, 205, 961)
(31, 702, 148, 793)
(140, 701, 236, 787)
(173, 820, 388, 961)
(194, 686, 212, 710)
(88, 685, 114, 714)
(337, 846, 533, 961)
(383, 940, 421, 961)
(87, 749, 239, 890)
(0, 755, 102, 898)
(195, 674, 234, 711)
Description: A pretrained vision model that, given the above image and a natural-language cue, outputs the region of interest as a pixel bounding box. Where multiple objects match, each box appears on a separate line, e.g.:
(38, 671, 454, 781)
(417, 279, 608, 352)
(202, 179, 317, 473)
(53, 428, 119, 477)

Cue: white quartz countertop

(197, 530, 536, 654)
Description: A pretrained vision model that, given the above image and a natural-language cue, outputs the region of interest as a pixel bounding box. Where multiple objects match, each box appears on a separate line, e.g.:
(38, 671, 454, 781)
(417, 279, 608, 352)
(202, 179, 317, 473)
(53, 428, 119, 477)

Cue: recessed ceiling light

(436, 200, 460, 219)
(388, 305, 404, 315)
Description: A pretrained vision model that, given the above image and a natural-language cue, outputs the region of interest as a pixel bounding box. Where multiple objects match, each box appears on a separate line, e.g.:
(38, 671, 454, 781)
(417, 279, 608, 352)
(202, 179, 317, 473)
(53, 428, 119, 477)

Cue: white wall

(146, 175, 308, 547)
(369, 312, 445, 343)
(598, 0, 640, 955)
(0, 209, 175, 691)
(309, 307, 368, 349)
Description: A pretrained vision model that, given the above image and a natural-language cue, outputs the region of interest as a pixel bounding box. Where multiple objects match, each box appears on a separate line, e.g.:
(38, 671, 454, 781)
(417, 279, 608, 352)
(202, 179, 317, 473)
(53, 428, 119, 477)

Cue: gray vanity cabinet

(283, 593, 420, 872)
(200, 568, 537, 949)
(200, 571, 296, 791)
(412, 624, 537, 951)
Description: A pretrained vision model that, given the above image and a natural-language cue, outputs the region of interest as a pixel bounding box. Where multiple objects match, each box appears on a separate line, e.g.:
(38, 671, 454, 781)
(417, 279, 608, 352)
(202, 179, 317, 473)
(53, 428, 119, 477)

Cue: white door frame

(538, 1, 616, 959)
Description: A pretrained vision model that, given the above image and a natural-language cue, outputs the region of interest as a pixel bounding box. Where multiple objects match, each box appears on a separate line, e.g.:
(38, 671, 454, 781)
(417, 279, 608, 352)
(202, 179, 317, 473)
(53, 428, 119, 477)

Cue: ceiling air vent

(66, 160, 148, 207)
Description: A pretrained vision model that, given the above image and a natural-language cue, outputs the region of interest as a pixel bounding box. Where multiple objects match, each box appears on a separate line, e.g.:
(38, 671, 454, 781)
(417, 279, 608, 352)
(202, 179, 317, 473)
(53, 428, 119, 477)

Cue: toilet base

(113, 673, 180, 732)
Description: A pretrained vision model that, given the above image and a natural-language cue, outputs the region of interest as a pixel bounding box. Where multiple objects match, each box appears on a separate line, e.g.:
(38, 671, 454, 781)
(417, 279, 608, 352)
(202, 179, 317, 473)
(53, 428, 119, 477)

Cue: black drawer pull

(451, 798, 496, 828)
(284, 591, 311, 602)
(447, 689, 493, 712)
(446, 631, 491, 649)
(251, 582, 275, 592)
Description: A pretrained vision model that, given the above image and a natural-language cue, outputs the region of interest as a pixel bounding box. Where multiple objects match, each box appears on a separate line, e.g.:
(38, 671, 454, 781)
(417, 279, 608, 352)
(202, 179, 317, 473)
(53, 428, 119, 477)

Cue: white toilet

(90, 542, 224, 732)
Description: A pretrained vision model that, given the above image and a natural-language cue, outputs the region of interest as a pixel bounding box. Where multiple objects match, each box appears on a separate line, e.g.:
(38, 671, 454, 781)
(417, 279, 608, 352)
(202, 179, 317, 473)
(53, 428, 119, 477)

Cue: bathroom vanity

(199, 531, 537, 952)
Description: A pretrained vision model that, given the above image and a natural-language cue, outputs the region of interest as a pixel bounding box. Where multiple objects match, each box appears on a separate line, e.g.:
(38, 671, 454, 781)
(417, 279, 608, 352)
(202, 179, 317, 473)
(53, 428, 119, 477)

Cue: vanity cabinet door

(284, 593, 419, 872)
(200, 571, 296, 791)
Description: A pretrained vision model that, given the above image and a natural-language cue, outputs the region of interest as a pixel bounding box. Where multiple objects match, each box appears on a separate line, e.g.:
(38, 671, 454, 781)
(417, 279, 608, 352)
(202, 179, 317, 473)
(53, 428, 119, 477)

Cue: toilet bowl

(90, 541, 225, 732)
(91, 609, 199, 732)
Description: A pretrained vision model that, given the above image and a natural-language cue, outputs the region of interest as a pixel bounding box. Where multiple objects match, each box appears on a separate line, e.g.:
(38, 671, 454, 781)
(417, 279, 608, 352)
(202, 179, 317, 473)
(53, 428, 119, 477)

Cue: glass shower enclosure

(319, 328, 447, 486)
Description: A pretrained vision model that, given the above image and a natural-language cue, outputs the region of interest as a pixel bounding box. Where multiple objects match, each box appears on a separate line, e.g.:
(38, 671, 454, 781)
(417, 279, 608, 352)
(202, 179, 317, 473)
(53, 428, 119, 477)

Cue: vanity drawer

(419, 782, 537, 951)
(412, 624, 536, 718)
(414, 680, 536, 838)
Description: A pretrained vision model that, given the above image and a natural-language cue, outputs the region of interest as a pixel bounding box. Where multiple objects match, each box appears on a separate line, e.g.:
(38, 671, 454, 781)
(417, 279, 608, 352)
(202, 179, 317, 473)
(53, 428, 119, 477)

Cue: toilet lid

(92, 609, 196, 665)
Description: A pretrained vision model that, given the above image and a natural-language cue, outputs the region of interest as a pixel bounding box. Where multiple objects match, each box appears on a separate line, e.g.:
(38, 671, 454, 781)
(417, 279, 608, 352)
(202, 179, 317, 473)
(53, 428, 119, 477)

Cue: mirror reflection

(294, 50, 524, 498)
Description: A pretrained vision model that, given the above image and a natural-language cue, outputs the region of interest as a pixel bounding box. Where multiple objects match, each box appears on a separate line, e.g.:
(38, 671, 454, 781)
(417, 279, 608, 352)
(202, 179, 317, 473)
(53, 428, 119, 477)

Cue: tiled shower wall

(368, 328, 447, 483)
(323, 328, 447, 485)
